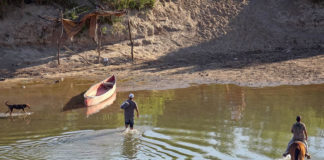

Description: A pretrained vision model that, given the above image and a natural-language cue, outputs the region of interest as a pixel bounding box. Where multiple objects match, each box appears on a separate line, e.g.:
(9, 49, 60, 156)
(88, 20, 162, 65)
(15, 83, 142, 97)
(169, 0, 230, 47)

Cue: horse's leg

(289, 144, 295, 160)
(301, 143, 306, 160)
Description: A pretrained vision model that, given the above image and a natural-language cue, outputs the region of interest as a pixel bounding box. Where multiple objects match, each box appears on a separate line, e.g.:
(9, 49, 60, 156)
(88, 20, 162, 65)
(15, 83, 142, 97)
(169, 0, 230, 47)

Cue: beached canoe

(84, 75, 116, 106)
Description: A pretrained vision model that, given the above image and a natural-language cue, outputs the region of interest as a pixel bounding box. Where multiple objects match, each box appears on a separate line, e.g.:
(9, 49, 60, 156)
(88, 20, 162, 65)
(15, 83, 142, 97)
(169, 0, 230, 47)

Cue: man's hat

(129, 93, 134, 98)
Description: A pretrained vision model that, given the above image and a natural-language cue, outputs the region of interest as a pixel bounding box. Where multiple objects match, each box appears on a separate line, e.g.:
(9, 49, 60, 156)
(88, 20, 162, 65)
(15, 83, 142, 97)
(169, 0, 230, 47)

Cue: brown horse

(289, 141, 306, 160)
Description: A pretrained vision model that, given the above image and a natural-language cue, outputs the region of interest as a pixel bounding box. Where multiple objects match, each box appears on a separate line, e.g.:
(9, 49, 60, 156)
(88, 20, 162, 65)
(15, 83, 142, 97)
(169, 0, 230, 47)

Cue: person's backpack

(120, 101, 130, 109)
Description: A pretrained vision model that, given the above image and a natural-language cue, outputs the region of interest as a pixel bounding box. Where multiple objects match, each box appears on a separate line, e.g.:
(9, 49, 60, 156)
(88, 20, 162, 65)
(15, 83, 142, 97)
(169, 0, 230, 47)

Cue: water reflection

(225, 84, 246, 120)
(0, 112, 32, 125)
(122, 132, 140, 159)
(86, 92, 117, 117)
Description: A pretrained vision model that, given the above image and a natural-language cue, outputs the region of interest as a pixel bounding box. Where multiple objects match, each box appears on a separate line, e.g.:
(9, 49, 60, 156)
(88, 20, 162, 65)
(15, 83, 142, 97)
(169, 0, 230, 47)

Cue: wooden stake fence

(57, 10, 64, 65)
(128, 19, 134, 61)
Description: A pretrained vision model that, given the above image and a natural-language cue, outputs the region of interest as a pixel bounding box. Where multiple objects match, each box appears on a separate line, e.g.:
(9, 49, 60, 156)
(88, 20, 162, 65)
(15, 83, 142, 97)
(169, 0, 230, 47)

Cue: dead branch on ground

(63, 45, 92, 65)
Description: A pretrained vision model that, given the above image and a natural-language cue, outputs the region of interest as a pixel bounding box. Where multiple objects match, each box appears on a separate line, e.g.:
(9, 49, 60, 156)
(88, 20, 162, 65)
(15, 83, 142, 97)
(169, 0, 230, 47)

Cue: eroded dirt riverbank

(1, 46, 323, 91)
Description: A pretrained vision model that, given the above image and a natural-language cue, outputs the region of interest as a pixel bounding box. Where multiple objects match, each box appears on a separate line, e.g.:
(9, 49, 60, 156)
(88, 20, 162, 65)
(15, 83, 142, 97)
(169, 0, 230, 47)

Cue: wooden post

(97, 38, 101, 64)
(128, 19, 134, 61)
(57, 10, 64, 65)
(97, 21, 101, 64)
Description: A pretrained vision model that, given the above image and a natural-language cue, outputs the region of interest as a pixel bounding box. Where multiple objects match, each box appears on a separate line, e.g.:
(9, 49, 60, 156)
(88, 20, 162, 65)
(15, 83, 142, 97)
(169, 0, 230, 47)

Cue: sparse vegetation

(63, 6, 91, 20)
(0, 0, 79, 19)
(101, 26, 108, 34)
(99, 15, 123, 26)
(0, 0, 156, 20)
(102, 0, 156, 10)
(112, 22, 126, 35)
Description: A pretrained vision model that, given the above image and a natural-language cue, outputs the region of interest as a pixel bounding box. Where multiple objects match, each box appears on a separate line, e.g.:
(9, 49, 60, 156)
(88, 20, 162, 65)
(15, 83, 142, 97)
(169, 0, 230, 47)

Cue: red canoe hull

(84, 75, 116, 106)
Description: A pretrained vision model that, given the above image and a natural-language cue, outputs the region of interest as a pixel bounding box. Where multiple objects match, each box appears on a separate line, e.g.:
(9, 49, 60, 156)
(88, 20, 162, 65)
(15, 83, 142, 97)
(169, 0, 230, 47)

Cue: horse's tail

(295, 146, 300, 160)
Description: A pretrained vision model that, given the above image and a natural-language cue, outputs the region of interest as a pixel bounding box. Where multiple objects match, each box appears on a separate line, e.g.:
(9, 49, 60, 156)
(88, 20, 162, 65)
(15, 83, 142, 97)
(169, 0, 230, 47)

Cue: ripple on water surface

(0, 84, 324, 159)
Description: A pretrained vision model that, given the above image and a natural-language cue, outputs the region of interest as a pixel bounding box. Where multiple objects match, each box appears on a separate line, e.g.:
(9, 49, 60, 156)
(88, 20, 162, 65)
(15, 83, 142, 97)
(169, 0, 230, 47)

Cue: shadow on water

(62, 91, 86, 112)
(225, 84, 246, 121)
(62, 89, 118, 117)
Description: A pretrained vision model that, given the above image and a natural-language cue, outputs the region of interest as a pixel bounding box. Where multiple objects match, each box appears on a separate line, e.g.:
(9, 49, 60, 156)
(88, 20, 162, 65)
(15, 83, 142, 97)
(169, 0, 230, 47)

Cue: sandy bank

(0, 44, 323, 91)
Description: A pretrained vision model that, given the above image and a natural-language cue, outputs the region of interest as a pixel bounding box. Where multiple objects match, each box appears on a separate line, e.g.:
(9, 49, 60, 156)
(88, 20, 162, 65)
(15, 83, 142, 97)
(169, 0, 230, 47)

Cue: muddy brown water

(0, 80, 323, 160)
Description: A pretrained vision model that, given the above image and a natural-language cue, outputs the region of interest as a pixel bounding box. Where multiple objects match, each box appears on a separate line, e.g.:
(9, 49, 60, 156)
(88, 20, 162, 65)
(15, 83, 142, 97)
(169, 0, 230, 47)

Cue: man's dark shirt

(292, 122, 306, 140)
(124, 99, 137, 121)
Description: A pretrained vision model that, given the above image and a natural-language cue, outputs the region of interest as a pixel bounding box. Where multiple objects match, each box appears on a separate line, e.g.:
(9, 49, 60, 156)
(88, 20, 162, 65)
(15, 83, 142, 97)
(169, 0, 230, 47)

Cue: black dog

(5, 101, 31, 116)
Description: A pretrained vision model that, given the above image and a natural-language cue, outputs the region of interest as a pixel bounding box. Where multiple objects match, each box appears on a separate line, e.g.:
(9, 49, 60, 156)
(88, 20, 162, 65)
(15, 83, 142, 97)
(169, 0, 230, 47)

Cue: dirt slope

(0, 0, 323, 89)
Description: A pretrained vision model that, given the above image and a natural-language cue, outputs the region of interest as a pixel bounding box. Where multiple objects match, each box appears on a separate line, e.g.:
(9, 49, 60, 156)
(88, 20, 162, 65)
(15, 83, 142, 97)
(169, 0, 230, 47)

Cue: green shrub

(63, 6, 91, 20)
(129, 0, 137, 9)
(137, 0, 155, 9)
(99, 15, 122, 25)
(0, 0, 79, 19)
(101, 26, 108, 34)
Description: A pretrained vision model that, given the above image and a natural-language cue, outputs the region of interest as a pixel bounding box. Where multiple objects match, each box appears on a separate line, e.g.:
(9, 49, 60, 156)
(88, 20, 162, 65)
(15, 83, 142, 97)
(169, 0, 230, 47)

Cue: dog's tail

(5, 101, 9, 106)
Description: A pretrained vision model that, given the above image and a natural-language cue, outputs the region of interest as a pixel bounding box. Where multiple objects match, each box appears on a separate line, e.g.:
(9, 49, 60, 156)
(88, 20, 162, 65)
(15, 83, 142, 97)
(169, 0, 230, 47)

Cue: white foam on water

(275, 155, 291, 160)
(0, 112, 33, 117)
(122, 128, 141, 136)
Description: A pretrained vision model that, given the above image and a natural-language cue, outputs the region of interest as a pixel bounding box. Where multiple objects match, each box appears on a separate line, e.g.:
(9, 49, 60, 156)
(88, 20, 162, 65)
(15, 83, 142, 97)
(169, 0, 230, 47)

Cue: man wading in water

(121, 93, 139, 130)
(283, 115, 311, 159)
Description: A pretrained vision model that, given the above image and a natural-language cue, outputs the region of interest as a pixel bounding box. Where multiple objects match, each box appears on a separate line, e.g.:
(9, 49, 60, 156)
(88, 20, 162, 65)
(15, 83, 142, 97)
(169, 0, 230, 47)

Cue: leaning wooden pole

(128, 19, 134, 61)
(57, 10, 64, 65)
(97, 36, 101, 64)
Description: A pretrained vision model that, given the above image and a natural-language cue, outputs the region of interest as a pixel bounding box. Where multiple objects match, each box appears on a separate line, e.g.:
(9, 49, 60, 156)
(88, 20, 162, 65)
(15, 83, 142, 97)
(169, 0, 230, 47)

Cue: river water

(0, 80, 323, 160)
